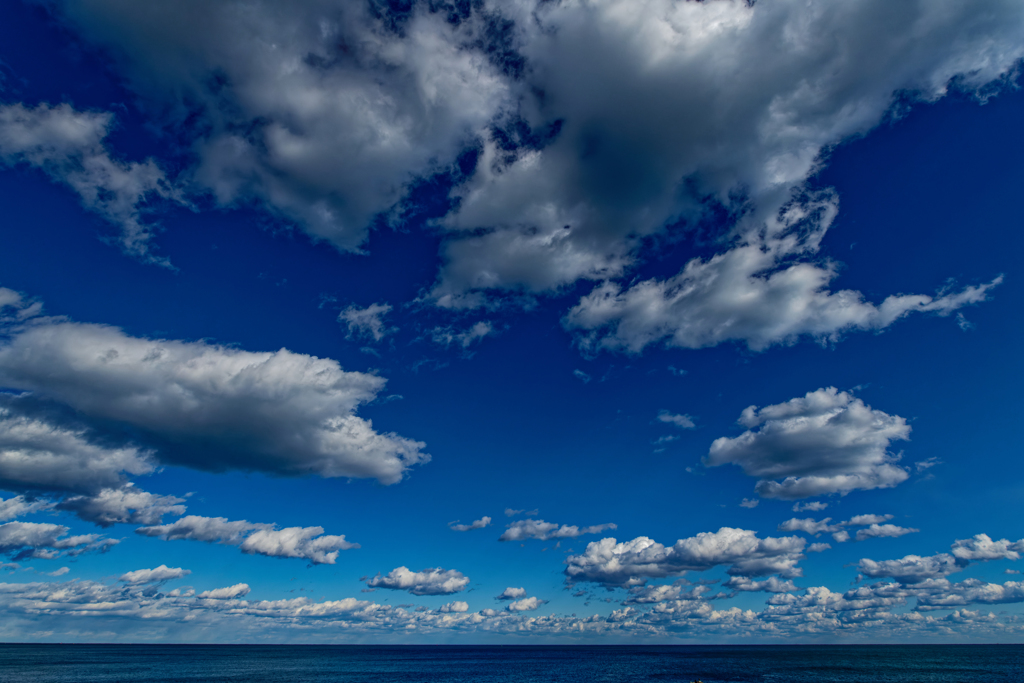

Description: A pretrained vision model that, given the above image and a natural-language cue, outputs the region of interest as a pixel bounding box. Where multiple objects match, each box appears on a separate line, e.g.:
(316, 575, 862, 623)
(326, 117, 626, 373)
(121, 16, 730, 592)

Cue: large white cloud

(0, 318, 428, 484)
(56, 0, 512, 252)
(499, 518, 616, 542)
(137, 515, 357, 565)
(564, 527, 806, 588)
(365, 567, 470, 596)
(705, 388, 912, 499)
(0, 103, 180, 264)
(40, 0, 1023, 329)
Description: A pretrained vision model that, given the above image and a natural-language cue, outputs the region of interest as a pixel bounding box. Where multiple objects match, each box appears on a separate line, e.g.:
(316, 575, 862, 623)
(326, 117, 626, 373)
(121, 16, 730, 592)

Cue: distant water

(1, 644, 1023, 682)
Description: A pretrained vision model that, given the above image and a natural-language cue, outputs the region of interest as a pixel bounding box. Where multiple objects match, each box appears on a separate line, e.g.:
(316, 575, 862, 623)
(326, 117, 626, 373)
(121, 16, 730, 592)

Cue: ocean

(1, 644, 1022, 682)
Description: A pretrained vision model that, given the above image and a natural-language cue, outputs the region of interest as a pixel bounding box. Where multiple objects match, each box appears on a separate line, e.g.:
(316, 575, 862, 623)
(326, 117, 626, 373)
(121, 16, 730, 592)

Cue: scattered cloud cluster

(0, 521, 115, 561)
(779, 514, 918, 543)
(706, 388, 912, 499)
(499, 519, 616, 542)
(339, 303, 395, 343)
(565, 527, 806, 588)
(137, 515, 357, 565)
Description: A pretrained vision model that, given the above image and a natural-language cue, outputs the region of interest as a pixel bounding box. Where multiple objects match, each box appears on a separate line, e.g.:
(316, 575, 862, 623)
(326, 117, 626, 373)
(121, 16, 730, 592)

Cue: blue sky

(0, 0, 1022, 643)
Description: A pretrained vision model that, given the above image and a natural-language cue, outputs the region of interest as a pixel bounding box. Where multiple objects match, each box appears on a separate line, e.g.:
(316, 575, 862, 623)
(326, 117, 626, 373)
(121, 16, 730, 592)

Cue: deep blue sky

(0, 0, 1022, 642)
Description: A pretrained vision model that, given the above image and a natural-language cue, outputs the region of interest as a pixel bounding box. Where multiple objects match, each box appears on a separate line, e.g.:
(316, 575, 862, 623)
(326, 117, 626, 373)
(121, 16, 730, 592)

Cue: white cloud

(198, 584, 250, 600)
(0, 103, 181, 264)
(504, 508, 538, 518)
(449, 517, 491, 532)
(339, 303, 394, 343)
(565, 528, 806, 588)
(136, 515, 270, 545)
(778, 514, 916, 543)
(951, 534, 1024, 562)
(857, 534, 1024, 585)
(119, 565, 191, 585)
(0, 496, 52, 522)
(723, 576, 798, 594)
(240, 527, 358, 565)
(365, 567, 470, 596)
(431, 321, 493, 349)
(739, 499, 759, 509)
(793, 501, 828, 513)
(499, 518, 616, 542)
(55, 1, 512, 253)
(507, 596, 546, 612)
(0, 521, 115, 560)
(438, 601, 469, 613)
(563, 193, 1002, 353)
(705, 388, 912, 499)
(137, 515, 356, 565)
(572, 370, 591, 383)
(0, 318, 428, 484)
(496, 587, 527, 601)
(623, 582, 711, 605)
(58, 485, 186, 528)
(657, 411, 695, 429)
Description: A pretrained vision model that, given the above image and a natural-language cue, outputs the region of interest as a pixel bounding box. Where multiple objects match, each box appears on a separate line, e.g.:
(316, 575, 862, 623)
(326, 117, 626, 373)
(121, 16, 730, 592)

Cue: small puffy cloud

(339, 303, 394, 342)
(47, 566, 69, 577)
(565, 528, 806, 588)
(705, 388, 911, 499)
(198, 583, 250, 599)
(449, 517, 491, 532)
(57, 485, 186, 528)
(855, 534, 1024, 585)
(365, 567, 470, 596)
(438, 601, 469, 613)
(739, 499, 759, 509)
(779, 514, 913, 543)
(0, 521, 115, 560)
(0, 103, 181, 263)
(807, 543, 831, 553)
(496, 587, 527, 601)
(0, 319, 428, 485)
(239, 527, 358, 565)
(624, 582, 711, 605)
(793, 501, 829, 513)
(951, 534, 1024, 562)
(499, 519, 616, 542)
(138, 515, 356, 565)
(506, 596, 546, 612)
(657, 411, 695, 430)
(119, 565, 191, 585)
(431, 321, 493, 349)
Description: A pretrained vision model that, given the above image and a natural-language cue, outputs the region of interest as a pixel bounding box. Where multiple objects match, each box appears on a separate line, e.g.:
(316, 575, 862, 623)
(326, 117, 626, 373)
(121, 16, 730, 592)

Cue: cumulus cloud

(705, 388, 912, 499)
(0, 496, 52, 522)
(449, 517, 491, 532)
(564, 193, 1002, 353)
(365, 567, 470, 596)
(565, 528, 806, 588)
(57, 485, 186, 528)
(0, 103, 181, 263)
(623, 582, 712, 605)
(793, 501, 829, 513)
(499, 518, 616, 542)
(496, 587, 527, 601)
(507, 596, 546, 612)
(855, 524, 920, 542)
(198, 584, 251, 599)
(339, 303, 394, 343)
(119, 565, 191, 585)
(55, 0, 512, 253)
(40, 0, 1020, 322)
(137, 515, 356, 565)
(858, 534, 1024, 584)
(240, 527, 358, 565)
(0, 521, 115, 560)
(0, 317, 428, 484)
(657, 411, 695, 429)
(778, 514, 917, 544)
(723, 576, 798, 594)
(438, 601, 469, 613)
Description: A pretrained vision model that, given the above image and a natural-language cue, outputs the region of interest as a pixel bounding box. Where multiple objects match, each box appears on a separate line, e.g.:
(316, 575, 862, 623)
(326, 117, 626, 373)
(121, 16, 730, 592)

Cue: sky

(0, 0, 1022, 644)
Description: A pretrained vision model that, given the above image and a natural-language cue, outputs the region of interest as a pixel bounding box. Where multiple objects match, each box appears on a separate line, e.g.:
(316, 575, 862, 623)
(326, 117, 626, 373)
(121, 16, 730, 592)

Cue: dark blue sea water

(1, 644, 1022, 682)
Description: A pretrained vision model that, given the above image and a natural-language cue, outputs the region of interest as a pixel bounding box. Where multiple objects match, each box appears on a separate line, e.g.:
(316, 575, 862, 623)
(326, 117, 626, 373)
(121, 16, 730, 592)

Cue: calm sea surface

(1, 644, 1022, 682)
